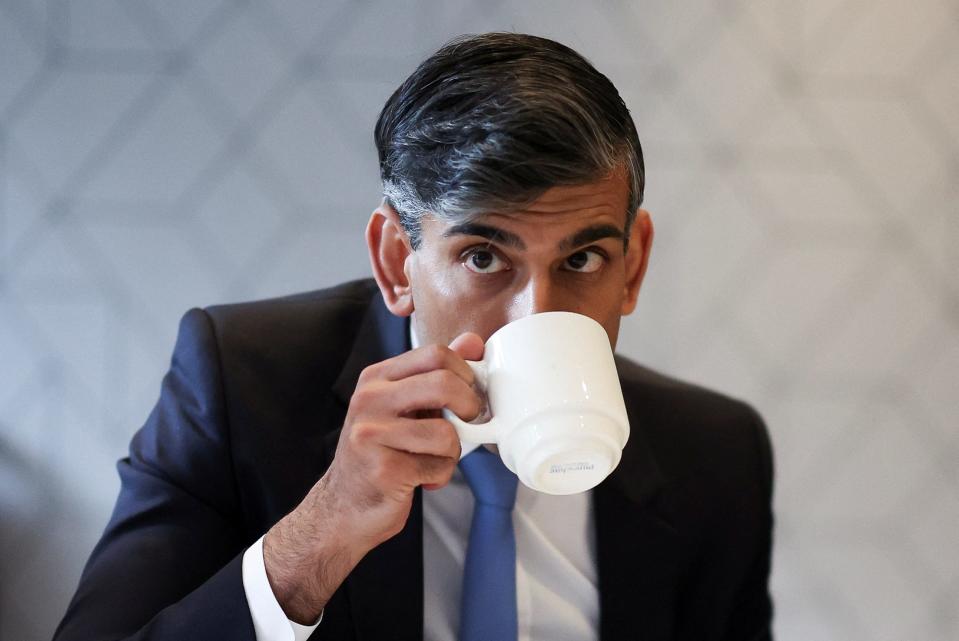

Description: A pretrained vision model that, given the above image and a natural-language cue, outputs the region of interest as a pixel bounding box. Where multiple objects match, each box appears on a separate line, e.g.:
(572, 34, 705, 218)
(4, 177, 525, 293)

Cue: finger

(390, 369, 481, 420)
(411, 452, 459, 488)
(448, 332, 485, 362)
(365, 417, 462, 459)
(361, 448, 458, 495)
(349, 419, 460, 488)
(367, 343, 475, 386)
(351, 370, 480, 419)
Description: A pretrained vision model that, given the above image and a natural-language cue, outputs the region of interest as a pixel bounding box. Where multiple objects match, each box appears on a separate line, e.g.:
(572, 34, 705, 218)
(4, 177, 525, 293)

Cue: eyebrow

(559, 224, 625, 251)
(443, 223, 526, 249)
(443, 221, 625, 252)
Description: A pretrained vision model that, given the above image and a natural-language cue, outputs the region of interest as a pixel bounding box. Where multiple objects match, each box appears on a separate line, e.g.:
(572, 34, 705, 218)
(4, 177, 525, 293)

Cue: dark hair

(374, 32, 645, 249)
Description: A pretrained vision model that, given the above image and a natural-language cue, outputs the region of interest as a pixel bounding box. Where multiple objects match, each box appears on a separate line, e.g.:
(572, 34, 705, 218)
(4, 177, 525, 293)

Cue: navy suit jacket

(54, 278, 774, 641)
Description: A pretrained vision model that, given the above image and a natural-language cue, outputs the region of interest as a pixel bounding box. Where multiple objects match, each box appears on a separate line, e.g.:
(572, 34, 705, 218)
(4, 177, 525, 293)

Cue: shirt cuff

(242, 535, 322, 641)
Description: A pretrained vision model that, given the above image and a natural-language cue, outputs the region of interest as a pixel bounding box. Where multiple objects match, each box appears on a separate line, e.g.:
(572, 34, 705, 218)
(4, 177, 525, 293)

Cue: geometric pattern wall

(1, 2, 956, 640)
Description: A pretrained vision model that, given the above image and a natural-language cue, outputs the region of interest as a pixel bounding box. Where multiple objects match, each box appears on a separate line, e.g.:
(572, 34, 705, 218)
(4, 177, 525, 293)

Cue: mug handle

(442, 359, 501, 444)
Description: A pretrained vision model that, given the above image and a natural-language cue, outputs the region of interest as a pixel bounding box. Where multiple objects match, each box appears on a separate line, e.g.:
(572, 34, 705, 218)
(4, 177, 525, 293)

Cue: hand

(263, 332, 484, 623)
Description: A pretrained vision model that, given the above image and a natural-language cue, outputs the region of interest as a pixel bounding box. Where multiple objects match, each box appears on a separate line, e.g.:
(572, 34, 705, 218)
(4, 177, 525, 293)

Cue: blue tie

(458, 447, 519, 641)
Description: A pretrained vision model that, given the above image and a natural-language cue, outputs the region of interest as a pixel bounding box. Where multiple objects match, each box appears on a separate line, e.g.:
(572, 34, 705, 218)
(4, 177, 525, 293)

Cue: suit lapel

(326, 293, 424, 641)
(594, 367, 686, 641)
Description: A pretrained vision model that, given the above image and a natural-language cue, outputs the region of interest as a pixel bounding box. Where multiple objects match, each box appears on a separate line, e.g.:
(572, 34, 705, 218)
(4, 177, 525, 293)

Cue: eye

(563, 249, 606, 273)
(463, 248, 510, 274)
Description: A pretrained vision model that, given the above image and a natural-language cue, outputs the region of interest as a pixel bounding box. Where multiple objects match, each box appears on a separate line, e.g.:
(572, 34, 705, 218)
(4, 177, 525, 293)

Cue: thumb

(448, 332, 485, 362)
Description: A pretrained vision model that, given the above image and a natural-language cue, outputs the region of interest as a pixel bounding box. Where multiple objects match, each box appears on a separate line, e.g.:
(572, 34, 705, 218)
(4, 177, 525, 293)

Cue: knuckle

(436, 421, 459, 452)
(357, 363, 378, 384)
(349, 422, 378, 446)
(350, 385, 373, 407)
(423, 344, 448, 369)
(440, 374, 479, 417)
(425, 421, 459, 455)
(351, 380, 388, 410)
(464, 389, 481, 415)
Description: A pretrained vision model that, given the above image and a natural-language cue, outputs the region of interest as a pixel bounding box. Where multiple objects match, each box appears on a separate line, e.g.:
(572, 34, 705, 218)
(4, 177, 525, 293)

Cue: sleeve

(53, 309, 257, 641)
(720, 407, 775, 641)
(243, 536, 323, 641)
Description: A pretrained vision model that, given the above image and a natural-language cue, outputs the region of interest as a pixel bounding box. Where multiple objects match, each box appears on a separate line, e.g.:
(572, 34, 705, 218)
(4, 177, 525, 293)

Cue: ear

(621, 208, 654, 316)
(366, 201, 415, 317)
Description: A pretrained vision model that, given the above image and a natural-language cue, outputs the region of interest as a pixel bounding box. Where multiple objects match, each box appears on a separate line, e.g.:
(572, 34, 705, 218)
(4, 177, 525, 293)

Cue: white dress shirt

(423, 453, 599, 641)
(243, 537, 322, 641)
(242, 319, 599, 641)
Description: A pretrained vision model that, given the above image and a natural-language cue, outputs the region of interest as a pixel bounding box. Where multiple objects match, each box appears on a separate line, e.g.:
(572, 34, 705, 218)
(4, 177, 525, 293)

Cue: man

(55, 33, 773, 641)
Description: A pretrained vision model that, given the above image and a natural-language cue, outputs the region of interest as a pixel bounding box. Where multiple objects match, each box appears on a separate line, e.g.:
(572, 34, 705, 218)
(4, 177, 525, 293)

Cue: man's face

(402, 172, 648, 349)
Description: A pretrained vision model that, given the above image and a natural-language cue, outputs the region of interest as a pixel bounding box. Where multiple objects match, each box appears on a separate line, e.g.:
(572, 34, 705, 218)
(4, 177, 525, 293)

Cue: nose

(511, 273, 563, 320)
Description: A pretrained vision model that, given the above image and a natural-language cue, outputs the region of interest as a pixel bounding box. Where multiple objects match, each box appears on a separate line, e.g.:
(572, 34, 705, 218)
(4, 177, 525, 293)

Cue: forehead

(495, 171, 629, 224)
(416, 171, 632, 251)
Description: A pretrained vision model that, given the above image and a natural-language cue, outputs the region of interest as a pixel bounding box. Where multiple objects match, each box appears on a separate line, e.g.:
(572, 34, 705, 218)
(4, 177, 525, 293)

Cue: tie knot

(459, 448, 519, 510)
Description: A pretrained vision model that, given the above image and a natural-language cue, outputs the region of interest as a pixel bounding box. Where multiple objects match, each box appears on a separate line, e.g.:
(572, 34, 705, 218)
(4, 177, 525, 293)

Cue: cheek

(568, 274, 627, 313)
(417, 298, 511, 345)
(600, 314, 623, 350)
(409, 260, 511, 343)
(569, 278, 627, 346)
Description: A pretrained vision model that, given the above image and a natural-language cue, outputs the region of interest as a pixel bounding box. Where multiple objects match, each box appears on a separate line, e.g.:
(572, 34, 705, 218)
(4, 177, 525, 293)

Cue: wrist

(262, 480, 364, 624)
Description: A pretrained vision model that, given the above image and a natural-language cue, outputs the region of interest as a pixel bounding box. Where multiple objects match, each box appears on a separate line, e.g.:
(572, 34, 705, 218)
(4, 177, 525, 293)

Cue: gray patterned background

(1, 1, 957, 640)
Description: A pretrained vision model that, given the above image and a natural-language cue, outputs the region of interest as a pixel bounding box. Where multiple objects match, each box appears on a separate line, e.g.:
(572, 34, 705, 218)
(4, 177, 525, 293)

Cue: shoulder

(616, 355, 764, 431)
(203, 278, 379, 333)
(616, 355, 772, 491)
(189, 278, 380, 396)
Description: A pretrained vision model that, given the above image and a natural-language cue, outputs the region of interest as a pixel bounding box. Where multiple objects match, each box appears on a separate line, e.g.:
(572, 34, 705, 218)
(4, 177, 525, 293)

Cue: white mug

(444, 311, 630, 495)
